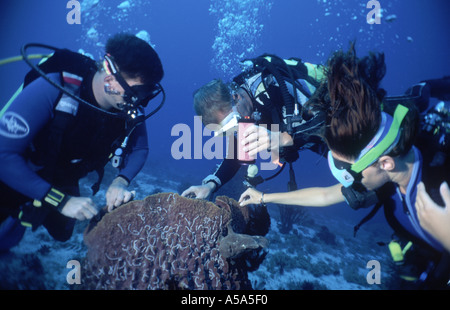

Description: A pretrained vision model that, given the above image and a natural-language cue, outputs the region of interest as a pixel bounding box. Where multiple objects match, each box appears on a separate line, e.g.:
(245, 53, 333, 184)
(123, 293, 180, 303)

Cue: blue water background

(1, 0, 449, 227)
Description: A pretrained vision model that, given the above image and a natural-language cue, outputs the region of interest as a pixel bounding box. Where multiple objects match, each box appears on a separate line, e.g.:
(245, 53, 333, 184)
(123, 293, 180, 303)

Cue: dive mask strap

(103, 54, 162, 110)
(351, 104, 409, 174)
(103, 54, 140, 106)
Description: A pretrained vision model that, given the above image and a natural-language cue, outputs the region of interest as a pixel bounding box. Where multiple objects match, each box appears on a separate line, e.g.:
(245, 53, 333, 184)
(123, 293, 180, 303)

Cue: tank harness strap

(353, 202, 383, 237)
(36, 72, 81, 182)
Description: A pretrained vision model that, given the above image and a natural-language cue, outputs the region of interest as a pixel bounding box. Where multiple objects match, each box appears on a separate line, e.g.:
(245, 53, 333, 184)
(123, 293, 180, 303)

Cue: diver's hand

(181, 183, 215, 199)
(242, 125, 293, 158)
(106, 176, 136, 212)
(60, 197, 98, 221)
(242, 125, 273, 156)
(415, 182, 450, 252)
(239, 187, 263, 207)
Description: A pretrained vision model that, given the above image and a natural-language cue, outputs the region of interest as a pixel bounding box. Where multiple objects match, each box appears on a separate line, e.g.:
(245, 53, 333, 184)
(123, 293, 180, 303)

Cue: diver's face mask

(328, 104, 409, 189)
(328, 152, 361, 188)
(213, 106, 241, 137)
(103, 54, 162, 118)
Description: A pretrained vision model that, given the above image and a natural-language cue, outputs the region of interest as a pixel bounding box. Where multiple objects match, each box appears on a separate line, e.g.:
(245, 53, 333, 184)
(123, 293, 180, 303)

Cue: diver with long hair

(239, 44, 450, 288)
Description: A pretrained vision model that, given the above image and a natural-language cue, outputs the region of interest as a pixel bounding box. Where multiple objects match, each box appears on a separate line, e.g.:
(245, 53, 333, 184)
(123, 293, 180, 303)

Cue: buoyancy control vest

(233, 54, 325, 131)
(233, 54, 327, 163)
(23, 49, 128, 194)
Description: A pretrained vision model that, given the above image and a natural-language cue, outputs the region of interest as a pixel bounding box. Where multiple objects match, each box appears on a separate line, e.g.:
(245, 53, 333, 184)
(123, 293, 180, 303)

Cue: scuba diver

(181, 54, 328, 199)
(0, 33, 165, 250)
(239, 44, 450, 288)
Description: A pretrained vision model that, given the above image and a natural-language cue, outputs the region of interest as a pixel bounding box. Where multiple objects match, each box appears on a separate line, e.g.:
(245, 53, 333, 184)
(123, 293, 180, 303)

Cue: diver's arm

(0, 74, 60, 200)
(181, 157, 241, 199)
(181, 155, 242, 199)
(214, 133, 242, 186)
(106, 122, 148, 210)
(239, 183, 344, 207)
(264, 183, 344, 206)
(181, 132, 242, 199)
(117, 122, 149, 183)
(210, 157, 241, 188)
(182, 134, 241, 199)
(0, 75, 98, 221)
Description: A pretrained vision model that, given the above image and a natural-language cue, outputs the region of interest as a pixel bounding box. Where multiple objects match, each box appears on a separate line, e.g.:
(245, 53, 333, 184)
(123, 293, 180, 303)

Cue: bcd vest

(24, 50, 127, 194)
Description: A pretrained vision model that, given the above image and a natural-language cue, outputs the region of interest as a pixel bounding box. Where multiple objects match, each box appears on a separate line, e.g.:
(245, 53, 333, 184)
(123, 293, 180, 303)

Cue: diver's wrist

(114, 175, 130, 187)
(202, 174, 221, 193)
(280, 132, 294, 147)
(204, 180, 217, 191)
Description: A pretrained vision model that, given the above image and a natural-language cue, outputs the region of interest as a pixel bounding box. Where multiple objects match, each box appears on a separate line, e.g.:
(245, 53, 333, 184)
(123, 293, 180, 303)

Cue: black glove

(18, 201, 51, 231)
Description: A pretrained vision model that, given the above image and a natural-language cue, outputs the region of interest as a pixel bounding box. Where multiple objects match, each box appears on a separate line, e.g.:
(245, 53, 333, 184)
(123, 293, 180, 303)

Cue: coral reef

(0, 253, 46, 289)
(81, 193, 269, 290)
(277, 205, 309, 234)
(315, 225, 337, 246)
(219, 224, 269, 259)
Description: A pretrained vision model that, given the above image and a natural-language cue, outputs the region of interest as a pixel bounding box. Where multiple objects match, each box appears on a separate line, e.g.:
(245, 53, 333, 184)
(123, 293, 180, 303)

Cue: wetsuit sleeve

(0, 74, 61, 200)
(206, 158, 241, 189)
(202, 136, 241, 190)
(117, 122, 149, 183)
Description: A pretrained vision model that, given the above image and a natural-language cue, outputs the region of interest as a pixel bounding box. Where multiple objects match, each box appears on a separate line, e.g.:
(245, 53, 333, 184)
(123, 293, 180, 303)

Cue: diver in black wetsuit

(0, 33, 164, 250)
(182, 55, 328, 199)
